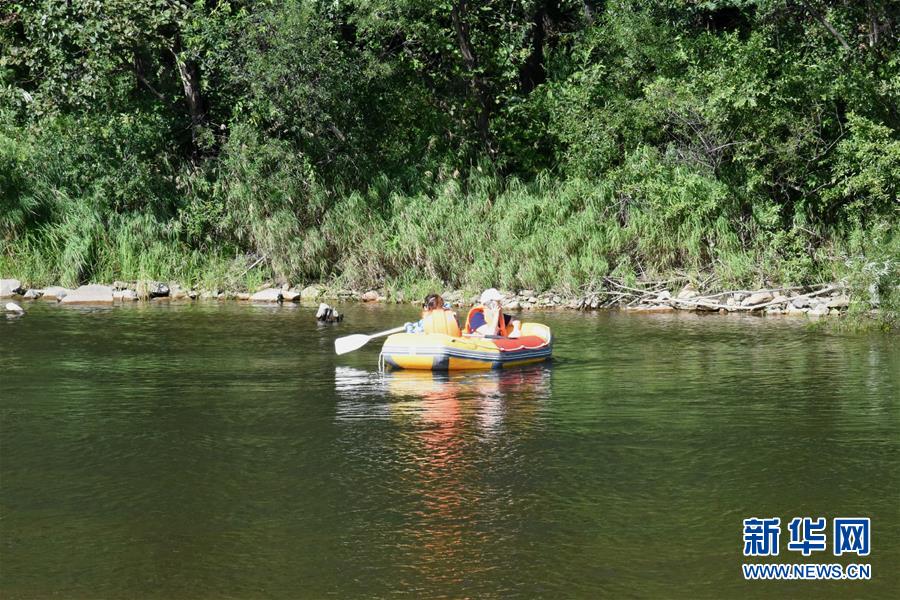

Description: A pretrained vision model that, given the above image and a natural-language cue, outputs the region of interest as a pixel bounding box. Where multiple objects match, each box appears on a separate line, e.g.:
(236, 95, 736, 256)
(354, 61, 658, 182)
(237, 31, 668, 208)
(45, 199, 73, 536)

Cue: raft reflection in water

(333, 366, 552, 590)
(334, 365, 552, 428)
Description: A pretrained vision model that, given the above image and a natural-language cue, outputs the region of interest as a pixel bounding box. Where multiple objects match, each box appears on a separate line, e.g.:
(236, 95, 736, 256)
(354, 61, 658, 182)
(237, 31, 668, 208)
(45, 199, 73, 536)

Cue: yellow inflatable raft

(380, 323, 552, 371)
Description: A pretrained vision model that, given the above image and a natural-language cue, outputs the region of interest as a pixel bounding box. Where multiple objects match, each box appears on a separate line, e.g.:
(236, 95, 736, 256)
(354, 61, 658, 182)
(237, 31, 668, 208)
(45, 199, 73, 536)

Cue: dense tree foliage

(1, 1, 898, 310)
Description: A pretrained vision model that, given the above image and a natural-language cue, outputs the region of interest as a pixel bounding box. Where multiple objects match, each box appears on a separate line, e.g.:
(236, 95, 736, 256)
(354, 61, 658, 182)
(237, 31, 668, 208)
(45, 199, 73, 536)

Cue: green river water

(1, 302, 898, 598)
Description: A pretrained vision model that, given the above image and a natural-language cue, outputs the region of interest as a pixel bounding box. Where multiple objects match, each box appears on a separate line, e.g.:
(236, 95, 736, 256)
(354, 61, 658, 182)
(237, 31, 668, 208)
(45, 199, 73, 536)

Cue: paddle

(334, 325, 407, 355)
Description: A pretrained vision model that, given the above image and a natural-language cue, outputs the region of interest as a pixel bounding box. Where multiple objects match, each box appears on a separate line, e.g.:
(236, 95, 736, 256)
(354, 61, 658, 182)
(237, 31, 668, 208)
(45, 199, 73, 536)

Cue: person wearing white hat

(464, 288, 521, 337)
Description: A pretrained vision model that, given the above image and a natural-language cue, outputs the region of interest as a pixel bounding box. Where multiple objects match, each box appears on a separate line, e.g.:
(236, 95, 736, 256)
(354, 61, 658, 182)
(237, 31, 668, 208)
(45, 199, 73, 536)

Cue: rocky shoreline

(1, 277, 859, 317)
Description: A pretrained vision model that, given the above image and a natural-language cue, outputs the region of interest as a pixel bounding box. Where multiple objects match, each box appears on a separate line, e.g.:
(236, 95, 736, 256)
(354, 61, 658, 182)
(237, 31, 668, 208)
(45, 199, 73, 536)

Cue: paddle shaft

(368, 325, 407, 339)
(334, 325, 407, 355)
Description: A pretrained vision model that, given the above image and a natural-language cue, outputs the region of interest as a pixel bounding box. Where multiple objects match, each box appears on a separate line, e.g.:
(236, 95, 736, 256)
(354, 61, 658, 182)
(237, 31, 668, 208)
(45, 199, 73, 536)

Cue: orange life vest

(422, 308, 461, 337)
(464, 306, 509, 336)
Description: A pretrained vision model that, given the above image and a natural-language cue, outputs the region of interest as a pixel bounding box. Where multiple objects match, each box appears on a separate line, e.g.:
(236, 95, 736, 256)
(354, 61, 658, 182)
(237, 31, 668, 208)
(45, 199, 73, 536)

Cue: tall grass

(2, 115, 894, 324)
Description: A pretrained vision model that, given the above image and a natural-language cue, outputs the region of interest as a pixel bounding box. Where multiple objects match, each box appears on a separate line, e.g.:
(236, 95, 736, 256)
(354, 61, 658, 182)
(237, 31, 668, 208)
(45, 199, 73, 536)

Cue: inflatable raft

(379, 323, 552, 371)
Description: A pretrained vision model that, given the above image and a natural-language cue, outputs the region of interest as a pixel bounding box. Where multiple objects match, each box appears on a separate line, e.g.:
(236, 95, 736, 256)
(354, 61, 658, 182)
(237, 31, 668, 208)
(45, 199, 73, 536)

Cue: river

(1, 302, 898, 598)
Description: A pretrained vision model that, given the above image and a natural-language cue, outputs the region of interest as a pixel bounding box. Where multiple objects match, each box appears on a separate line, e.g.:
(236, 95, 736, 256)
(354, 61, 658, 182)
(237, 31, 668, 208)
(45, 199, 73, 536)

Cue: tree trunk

(451, 0, 494, 156)
(176, 57, 205, 148)
(520, 5, 547, 94)
(798, 0, 851, 51)
(169, 39, 206, 156)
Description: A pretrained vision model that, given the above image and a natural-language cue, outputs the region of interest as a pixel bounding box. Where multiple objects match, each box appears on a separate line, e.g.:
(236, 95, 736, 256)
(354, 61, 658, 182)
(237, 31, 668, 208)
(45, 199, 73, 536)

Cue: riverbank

(1, 277, 865, 319)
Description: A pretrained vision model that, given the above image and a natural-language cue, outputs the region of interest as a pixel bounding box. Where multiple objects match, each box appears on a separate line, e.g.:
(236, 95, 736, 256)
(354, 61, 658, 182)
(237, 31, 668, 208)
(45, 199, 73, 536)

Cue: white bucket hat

(480, 288, 504, 304)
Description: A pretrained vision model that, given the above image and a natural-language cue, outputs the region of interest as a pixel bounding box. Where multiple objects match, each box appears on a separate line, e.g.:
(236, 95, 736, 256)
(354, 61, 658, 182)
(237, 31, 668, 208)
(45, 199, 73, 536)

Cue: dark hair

(423, 294, 443, 310)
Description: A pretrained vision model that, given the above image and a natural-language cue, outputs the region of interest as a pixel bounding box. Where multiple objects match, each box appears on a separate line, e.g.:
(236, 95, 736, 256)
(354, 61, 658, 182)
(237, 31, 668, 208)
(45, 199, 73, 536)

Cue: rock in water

(316, 303, 343, 322)
(23, 289, 43, 299)
(0, 279, 22, 298)
(249, 288, 282, 302)
(5, 302, 24, 313)
(361, 290, 379, 302)
(282, 290, 301, 302)
(60, 285, 114, 304)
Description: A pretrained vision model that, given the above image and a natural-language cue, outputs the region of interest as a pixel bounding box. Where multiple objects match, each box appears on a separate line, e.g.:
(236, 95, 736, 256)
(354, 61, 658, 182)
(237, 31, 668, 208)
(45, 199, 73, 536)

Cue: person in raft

(465, 288, 521, 338)
(404, 293, 462, 336)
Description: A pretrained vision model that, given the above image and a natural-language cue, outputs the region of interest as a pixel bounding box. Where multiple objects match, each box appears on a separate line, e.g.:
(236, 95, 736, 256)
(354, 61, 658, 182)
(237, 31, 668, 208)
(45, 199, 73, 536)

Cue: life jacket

(422, 308, 461, 337)
(464, 306, 509, 337)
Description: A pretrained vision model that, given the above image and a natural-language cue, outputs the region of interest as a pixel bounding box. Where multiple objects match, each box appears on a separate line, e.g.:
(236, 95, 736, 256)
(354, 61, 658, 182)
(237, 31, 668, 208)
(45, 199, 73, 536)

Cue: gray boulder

(135, 280, 169, 298)
(23, 289, 43, 299)
(1, 279, 22, 298)
(826, 295, 850, 309)
(790, 296, 812, 309)
(741, 291, 774, 306)
(808, 303, 830, 317)
(43, 286, 70, 301)
(250, 288, 282, 302)
(169, 284, 187, 300)
(300, 285, 324, 299)
(61, 284, 114, 304)
(677, 285, 698, 300)
(113, 289, 139, 301)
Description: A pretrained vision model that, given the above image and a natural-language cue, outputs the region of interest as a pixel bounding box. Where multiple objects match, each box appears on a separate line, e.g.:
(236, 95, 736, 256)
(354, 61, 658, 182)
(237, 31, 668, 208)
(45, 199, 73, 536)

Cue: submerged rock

(5, 301, 24, 313)
(61, 285, 114, 304)
(0, 279, 22, 298)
